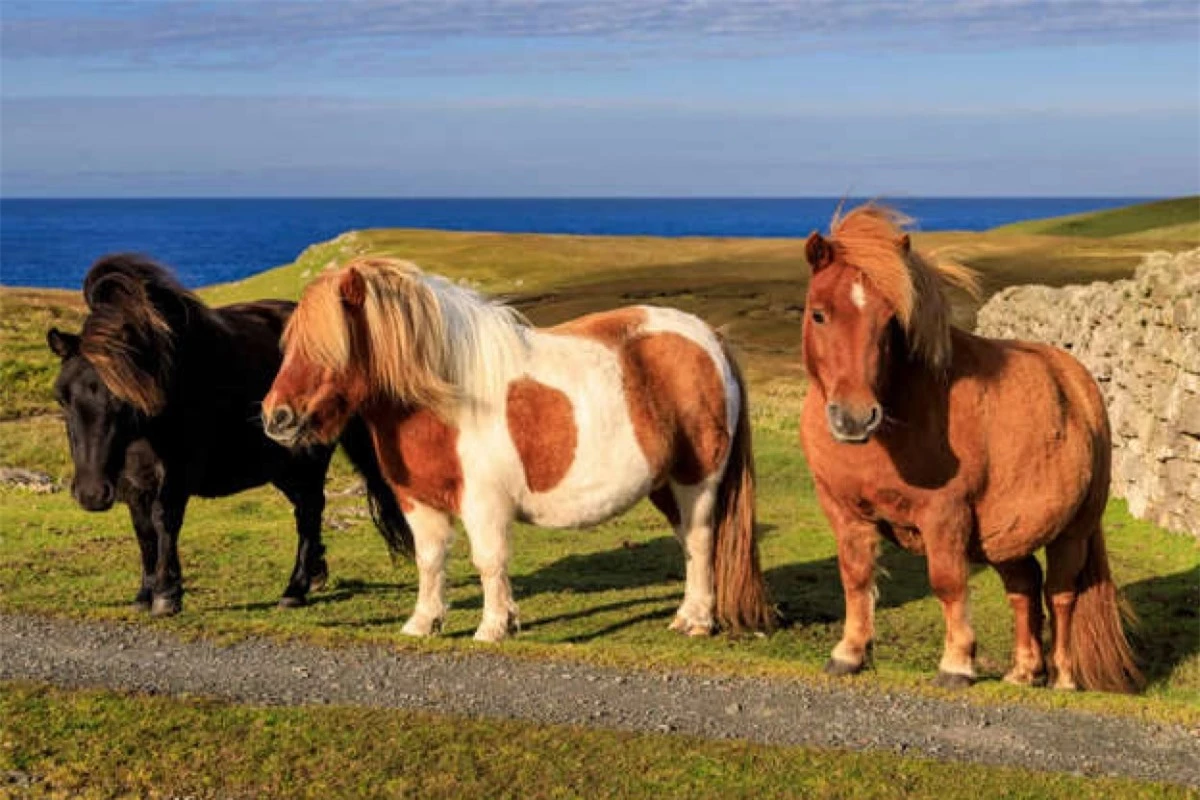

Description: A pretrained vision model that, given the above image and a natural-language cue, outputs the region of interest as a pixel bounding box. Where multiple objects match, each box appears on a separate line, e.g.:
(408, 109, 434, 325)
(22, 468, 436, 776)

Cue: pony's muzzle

(826, 402, 882, 444)
(73, 477, 115, 511)
(263, 404, 302, 444)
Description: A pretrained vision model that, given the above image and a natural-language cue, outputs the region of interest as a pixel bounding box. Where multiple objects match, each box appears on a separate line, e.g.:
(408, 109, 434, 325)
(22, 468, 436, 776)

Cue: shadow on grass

(1123, 565, 1199, 686)
(211, 578, 407, 614)
(511, 535, 969, 629)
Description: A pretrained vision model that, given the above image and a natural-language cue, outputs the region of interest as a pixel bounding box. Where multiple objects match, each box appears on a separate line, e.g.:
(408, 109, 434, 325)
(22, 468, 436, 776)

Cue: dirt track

(2, 613, 1197, 787)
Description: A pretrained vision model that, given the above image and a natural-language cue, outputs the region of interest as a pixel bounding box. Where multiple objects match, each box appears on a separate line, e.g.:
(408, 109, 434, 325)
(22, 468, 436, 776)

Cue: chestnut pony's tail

(1071, 528, 1143, 693)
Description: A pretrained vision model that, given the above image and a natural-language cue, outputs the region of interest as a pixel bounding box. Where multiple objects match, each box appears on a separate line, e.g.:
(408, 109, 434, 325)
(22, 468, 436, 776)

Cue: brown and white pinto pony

(262, 257, 774, 641)
(800, 203, 1142, 693)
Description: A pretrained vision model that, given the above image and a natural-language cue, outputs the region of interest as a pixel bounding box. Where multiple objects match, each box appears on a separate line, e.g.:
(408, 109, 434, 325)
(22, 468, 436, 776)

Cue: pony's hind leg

(1044, 534, 1089, 690)
(400, 501, 455, 637)
(992, 556, 1046, 686)
(659, 481, 718, 636)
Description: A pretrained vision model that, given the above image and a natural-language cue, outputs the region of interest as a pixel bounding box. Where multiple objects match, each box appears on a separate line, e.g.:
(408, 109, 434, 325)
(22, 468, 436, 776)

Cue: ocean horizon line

(0, 194, 1169, 203)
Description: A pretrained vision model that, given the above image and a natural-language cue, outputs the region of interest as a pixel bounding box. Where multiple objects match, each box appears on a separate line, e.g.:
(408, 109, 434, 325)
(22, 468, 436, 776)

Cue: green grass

(1, 409, 1196, 725)
(2, 683, 1190, 800)
(0, 289, 85, 421)
(992, 197, 1200, 239)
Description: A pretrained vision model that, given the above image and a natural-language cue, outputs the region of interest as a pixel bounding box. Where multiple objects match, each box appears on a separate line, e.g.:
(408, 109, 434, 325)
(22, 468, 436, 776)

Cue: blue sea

(0, 197, 1147, 290)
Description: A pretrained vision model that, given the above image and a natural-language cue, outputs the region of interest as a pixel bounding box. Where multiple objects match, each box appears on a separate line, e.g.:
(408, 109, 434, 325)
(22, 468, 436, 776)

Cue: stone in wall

(976, 248, 1200, 536)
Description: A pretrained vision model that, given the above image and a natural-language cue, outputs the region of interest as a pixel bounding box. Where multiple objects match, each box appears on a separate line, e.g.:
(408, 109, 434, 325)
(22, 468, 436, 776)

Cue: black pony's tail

(338, 416, 414, 561)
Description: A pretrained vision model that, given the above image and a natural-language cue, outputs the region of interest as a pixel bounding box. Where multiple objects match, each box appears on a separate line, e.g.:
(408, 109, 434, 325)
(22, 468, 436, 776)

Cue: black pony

(47, 254, 412, 616)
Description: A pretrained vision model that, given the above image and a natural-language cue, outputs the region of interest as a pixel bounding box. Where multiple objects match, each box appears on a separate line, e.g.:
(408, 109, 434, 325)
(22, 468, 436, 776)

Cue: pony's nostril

(866, 405, 882, 429)
(100, 482, 115, 505)
(270, 406, 295, 430)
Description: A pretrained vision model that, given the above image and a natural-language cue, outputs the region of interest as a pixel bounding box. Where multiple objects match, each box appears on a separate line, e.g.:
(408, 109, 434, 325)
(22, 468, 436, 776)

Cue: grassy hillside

(992, 196, 1200, 239)
(7, 200, 1194, 424)
(1, 199, 1197, 736)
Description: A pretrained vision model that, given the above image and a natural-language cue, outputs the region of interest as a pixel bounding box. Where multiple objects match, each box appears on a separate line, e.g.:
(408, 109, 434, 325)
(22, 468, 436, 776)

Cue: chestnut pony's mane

(828, 203, 980, 371)
(79, 254, 222, 415)
(284, 257, 528, 417)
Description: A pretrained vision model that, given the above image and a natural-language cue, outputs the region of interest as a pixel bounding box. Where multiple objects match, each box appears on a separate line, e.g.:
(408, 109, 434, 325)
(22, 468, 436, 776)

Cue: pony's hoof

(473, 625, 509, 643)
(1051, 677, 1078, 692)
(933, 671, 975, 690)
(824, 658, 863, 677)
(277, 595, 307, 609)
(669, 615, 714, 636)
(309, 562, 329, 593)
(131, 592, 152, 613)
(401, 615, 443, 637)
(150, 595, 181, 617)
(1003, 668, 1046, 688)
(473, 614, 518, 643)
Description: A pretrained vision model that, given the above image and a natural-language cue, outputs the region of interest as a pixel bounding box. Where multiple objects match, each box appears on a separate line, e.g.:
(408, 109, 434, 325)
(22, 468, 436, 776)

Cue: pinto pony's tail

(338, 416, 415, 561)
(1071, 529, 1143, 693)
(712, 345, 777, 634)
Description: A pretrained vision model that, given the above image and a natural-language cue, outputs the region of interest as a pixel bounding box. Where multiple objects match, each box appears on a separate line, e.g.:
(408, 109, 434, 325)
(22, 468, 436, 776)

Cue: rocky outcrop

(976, 248, 1199, 536)
(0, 467, 59, 493)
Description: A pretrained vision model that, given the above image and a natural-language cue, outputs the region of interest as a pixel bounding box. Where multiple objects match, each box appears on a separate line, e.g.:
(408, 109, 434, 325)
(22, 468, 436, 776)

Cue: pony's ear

(338, 267, 367, 309)
(47, 328, 81, 359)
(805, 231, 835, 272)
(896, 234, 912, 255)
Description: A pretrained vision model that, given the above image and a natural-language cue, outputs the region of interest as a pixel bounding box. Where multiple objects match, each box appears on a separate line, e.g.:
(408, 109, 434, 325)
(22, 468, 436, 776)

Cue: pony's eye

(811, 309, 827, 325)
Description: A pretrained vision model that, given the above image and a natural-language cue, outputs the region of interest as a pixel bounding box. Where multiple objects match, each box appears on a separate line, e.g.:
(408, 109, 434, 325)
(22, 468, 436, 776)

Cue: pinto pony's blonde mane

(829, 203, 980, 371)
(284, 257, 529, 417)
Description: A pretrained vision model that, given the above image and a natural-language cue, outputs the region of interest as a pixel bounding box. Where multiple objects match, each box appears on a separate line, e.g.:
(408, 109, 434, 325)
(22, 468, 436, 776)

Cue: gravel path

(2, 613, 1197, 786)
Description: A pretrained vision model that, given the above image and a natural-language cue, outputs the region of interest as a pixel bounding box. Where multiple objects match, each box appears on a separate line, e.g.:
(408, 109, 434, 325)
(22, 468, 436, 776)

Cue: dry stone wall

(976, 248, 1200, 536)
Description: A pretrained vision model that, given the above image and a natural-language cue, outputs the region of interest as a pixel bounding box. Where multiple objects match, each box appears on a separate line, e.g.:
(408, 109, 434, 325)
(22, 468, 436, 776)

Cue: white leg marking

(461, 499, 519, 643)
(668, 480, 719, 636)
(400, 502, 455, 637)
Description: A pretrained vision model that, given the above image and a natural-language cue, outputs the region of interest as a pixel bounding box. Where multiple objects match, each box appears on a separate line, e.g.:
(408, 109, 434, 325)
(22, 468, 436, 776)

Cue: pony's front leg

(127, 494, 158, 612)
(462, 502, 518, 643)
(149, 488, 188, 617)
(818, 484, 879, 675)
(828, 523, 880, 675)
(925, 509, 977, 689)
(400, 501, 454, 637)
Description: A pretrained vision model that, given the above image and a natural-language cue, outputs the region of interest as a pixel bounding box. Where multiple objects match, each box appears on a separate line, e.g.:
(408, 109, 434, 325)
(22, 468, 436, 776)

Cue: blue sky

(2, 1, 1198, 197)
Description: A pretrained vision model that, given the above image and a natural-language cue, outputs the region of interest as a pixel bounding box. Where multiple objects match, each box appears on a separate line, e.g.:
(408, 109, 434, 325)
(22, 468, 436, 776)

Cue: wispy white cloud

(3, 1, 1196, 72)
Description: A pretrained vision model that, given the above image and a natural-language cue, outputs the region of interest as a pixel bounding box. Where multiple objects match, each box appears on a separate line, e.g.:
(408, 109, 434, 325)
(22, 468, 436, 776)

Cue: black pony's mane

(80, 254, 224, 415)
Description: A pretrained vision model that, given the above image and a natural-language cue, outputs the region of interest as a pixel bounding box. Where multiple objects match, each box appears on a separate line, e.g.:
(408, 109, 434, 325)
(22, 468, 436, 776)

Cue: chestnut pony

(262, 257, 774, 641)
(800, 204, 1141, 693)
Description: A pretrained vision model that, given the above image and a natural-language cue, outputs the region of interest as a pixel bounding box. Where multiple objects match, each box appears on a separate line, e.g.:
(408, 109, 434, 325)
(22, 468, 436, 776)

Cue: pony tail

(338, 415, 415, 560)
(712, 346, 776, 633)
(1070, 528, 1144, 693)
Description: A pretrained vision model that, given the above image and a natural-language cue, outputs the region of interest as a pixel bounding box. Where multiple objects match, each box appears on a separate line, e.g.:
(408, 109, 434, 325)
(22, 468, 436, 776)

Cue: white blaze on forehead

(850, 281, 867, 310)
